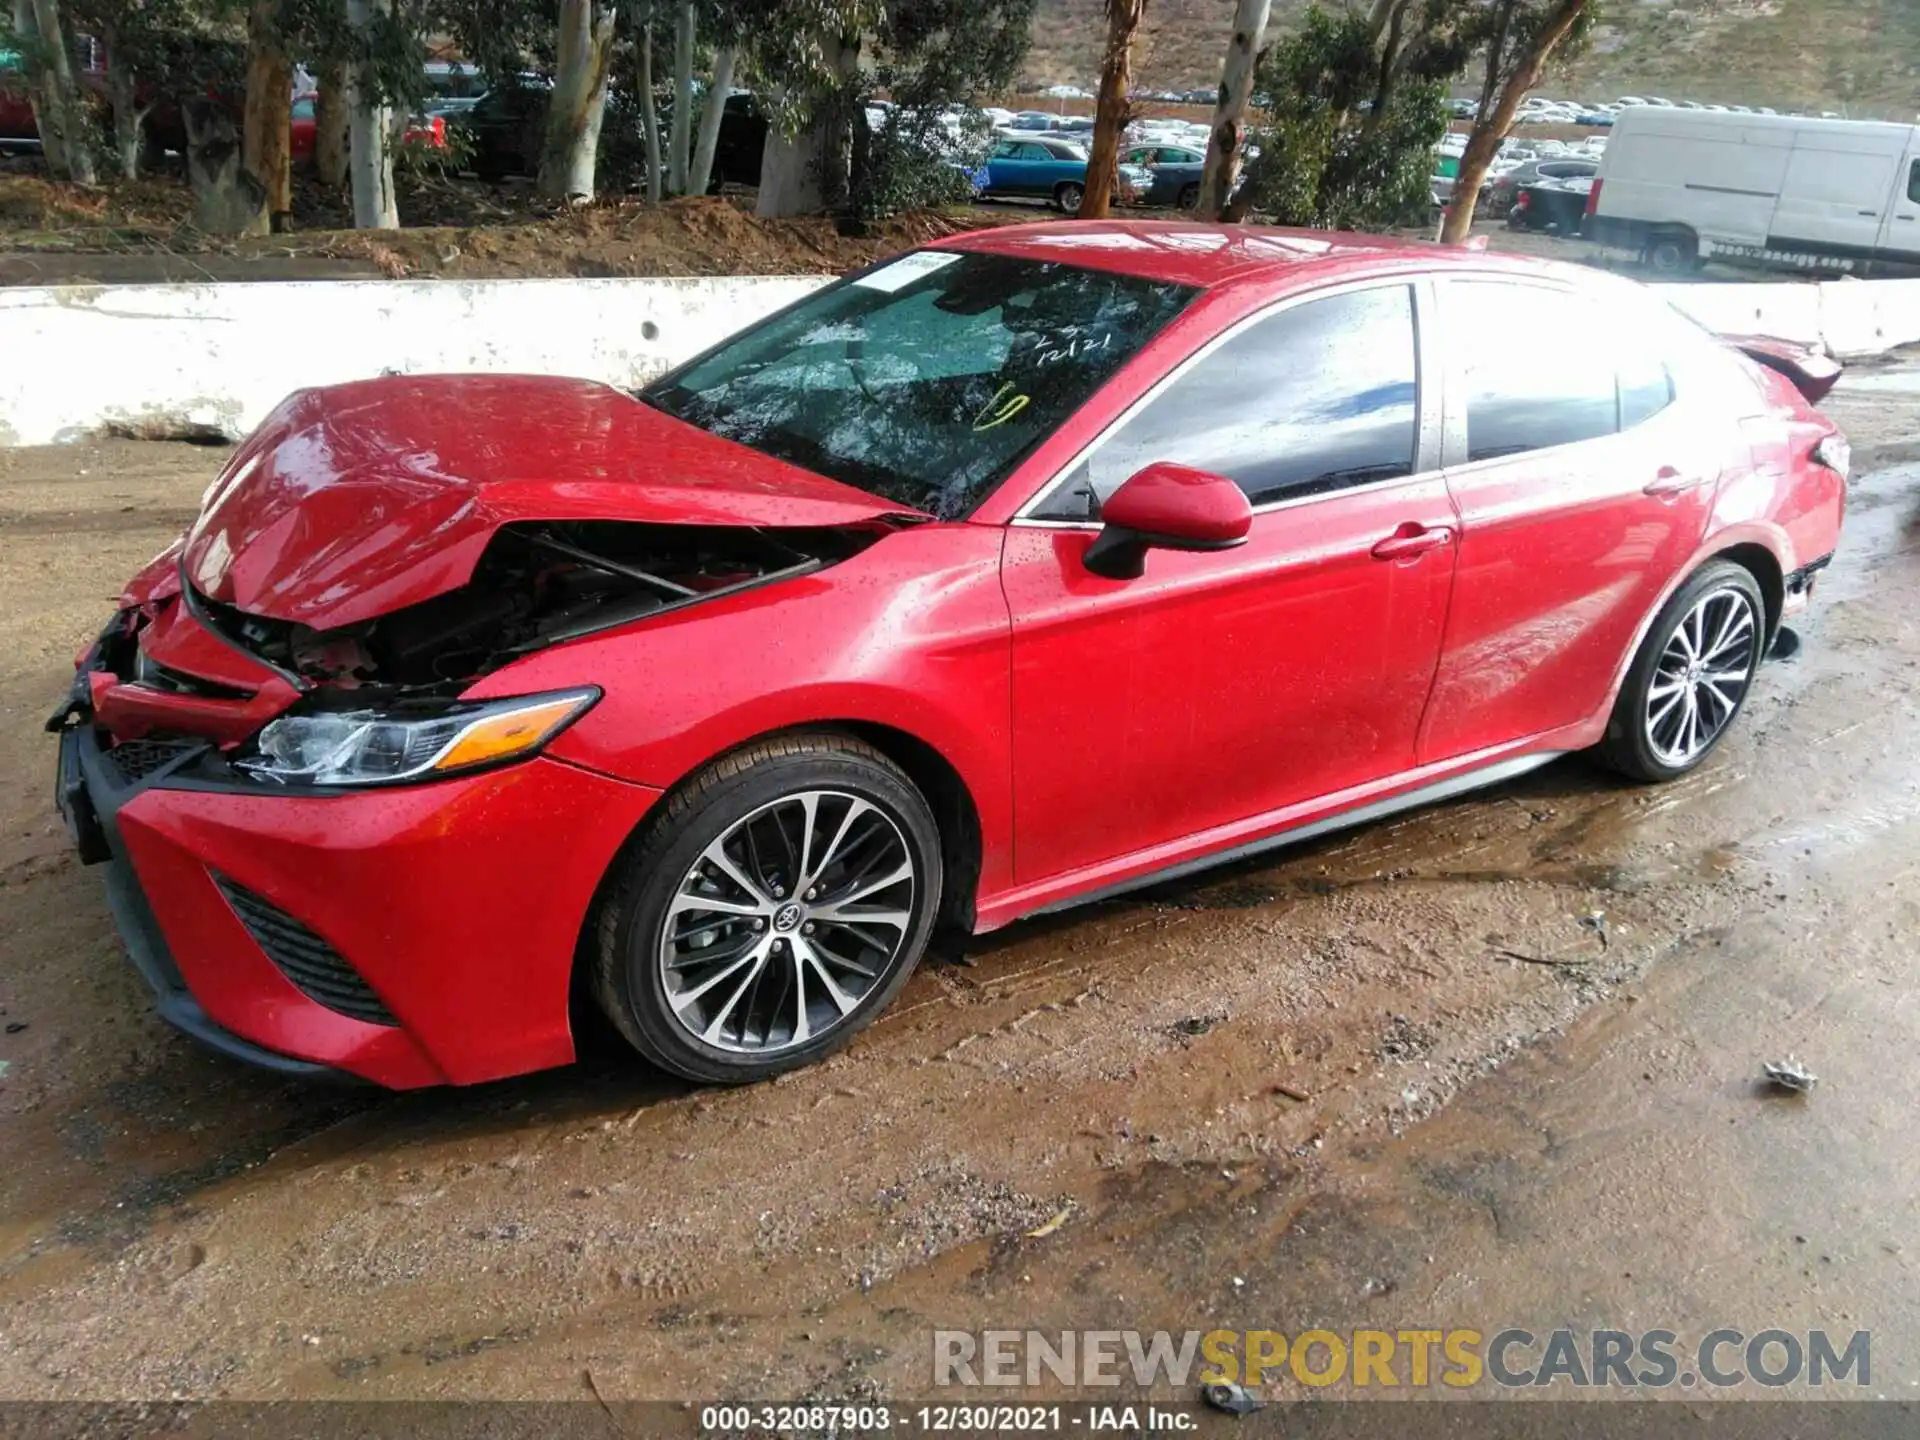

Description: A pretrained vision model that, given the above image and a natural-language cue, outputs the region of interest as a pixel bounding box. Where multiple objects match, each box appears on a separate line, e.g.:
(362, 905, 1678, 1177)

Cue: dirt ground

(1, 378, 1918, 1412)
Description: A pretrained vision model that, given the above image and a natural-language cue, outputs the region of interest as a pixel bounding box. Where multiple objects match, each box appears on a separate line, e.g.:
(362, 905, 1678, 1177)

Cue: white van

(1587, 107, 1920, 274)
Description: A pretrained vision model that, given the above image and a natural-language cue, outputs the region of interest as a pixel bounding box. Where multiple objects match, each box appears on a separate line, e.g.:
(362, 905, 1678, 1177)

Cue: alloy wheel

(658, 790, 916, 1055)
(1644, 587, 1758, 768)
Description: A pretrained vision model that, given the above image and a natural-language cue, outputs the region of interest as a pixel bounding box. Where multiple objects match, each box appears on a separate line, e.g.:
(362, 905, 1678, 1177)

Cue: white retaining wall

(0, 275, 831, 448)
(3, 272, 1918, 448)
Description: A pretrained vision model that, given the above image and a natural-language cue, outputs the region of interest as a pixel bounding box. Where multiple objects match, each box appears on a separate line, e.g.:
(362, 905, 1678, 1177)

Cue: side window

(991, 141, 1018, 160)
(1452, 282, 1619, 461)
(1908, 159, 1920, 204)
(1043, 285, 1420, 515)
(1619, 350, 1673, 430)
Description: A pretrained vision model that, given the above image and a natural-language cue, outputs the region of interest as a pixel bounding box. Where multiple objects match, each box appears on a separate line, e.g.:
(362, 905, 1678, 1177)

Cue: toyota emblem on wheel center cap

(773, 902, 804, 932)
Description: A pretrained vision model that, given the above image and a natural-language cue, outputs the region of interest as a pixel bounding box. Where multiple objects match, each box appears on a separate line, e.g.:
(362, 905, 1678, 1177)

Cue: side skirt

(1025, 751, 1567, 920)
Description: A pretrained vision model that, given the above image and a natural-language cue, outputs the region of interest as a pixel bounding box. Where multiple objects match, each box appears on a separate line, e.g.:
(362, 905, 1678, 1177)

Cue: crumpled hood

(173, 374, 923, 630)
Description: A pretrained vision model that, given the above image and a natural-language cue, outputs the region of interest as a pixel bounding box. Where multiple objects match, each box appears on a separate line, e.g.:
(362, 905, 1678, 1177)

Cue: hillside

(1022, 0, 1920, 120)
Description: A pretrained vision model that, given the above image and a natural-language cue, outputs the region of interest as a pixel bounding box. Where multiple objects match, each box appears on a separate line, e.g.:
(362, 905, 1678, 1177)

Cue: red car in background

(51, 222, 1850, 1090)
(288, 92, 445, 161)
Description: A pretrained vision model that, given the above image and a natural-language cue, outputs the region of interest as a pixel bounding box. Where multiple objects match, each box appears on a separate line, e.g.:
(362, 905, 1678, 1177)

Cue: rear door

(1420, 278, 1721, 763)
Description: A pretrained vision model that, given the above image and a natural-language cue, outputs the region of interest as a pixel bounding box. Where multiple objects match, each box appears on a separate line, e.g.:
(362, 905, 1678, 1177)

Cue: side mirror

(1082, 463, 1253, 580)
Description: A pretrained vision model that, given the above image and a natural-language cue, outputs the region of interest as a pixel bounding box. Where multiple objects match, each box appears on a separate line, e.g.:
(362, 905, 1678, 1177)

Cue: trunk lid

(177, 374, 925, 630)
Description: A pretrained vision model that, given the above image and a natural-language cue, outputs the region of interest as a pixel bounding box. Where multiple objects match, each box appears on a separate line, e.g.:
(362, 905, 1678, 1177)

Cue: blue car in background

(982, 137, 1151, 211)
(1124, 143, 1206, 208)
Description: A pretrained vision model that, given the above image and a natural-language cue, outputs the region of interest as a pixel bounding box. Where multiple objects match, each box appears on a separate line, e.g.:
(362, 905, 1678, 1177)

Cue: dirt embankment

(0, 165, 1017, 286)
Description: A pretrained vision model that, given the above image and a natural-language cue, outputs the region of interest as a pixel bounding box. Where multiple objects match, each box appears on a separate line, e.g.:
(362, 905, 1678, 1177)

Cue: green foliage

(1238, 5, 1449, 230)
(846, 113, 978, 223)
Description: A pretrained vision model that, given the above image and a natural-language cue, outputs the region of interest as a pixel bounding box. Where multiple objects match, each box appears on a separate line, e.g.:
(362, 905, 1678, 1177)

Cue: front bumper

(55, 693, 662, 1088)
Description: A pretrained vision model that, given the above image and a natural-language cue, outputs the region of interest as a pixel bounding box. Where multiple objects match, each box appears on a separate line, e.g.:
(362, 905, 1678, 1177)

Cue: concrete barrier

(0, 270, 1910, 448)
(0, 275, 832, 448)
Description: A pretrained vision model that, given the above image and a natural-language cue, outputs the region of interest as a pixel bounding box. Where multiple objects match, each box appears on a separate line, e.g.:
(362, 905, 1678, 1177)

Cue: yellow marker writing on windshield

(972, 383, 1030, 432)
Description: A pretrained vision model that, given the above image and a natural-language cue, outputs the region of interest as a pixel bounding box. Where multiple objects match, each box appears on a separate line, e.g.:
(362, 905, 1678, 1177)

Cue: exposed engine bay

(187, 520, 883, 694)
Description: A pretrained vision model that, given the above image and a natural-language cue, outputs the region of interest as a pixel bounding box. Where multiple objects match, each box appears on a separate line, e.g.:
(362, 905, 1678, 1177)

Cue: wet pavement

(1, 375, 1918, 1413)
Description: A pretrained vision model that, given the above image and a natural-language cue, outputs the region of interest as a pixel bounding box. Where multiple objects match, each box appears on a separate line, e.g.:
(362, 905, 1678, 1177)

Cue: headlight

(236, 687, 598, 787)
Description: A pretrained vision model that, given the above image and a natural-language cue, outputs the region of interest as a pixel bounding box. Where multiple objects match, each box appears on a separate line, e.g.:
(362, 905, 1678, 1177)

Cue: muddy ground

(1, 377, 1919, 1415)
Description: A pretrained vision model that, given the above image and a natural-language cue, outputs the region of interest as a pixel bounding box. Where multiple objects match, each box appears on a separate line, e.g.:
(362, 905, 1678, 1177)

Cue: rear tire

(1643, 229, 1699, 276)
(1177, 182, 1200, 211)
(592, 733, 942, 1084)
(1054, 181, 1084, 213)
(1598, 560, 1765, 783)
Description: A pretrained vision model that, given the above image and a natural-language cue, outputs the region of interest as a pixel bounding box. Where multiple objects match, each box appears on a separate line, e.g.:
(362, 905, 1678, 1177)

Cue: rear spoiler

(1726, 334, 1843, 405)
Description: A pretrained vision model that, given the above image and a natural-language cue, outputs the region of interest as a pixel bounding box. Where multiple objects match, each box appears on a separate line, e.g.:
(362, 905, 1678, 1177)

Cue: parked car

(981, 137, 1149, 210)
(458, 81, 767, 187)
(1507, 173, 1595, 233)
(1588, 106, 1920, 273)
(1123, 142, 1204, 208)
(289, 93, 446, 163)
(0, 49, 37, 151)
(1486, 156, 1599, 216)
(0, 35, 244, 159)
(53, 222, 1849, 1089)
(1006, 111, 1062, 132)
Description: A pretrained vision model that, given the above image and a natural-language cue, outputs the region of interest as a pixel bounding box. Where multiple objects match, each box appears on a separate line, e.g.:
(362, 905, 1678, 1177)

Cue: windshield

(642, 250, 1196, 519)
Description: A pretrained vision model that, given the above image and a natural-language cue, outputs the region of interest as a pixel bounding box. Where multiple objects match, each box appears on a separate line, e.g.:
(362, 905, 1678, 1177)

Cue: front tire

(592, 733, 942, 1084)
(1598, 561, 1765, 783)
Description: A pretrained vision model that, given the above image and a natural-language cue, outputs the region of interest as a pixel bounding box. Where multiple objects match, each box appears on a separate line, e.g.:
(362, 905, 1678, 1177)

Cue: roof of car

(938, 219, 1566, 291)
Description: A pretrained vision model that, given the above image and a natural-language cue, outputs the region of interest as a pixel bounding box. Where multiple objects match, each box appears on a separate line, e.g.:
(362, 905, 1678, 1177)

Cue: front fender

(467, 523, 1016, 900)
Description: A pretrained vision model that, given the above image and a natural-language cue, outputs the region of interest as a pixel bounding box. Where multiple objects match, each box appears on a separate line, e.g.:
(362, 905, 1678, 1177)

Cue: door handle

(1371, 525, 1453, 560)
(1644, 467, 1706, 498)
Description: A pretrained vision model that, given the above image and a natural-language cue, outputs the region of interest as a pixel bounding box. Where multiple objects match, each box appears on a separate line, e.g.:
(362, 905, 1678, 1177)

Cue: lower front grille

(102, 738, 199, 787)
(214, 879, 398, 1027)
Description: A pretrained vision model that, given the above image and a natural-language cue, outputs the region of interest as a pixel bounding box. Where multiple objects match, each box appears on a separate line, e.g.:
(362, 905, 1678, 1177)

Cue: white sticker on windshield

(852, 250, 963, 293)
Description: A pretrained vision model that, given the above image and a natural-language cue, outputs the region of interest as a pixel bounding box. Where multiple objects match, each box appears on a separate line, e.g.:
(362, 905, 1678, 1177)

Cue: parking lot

(2, 370, 1919, 1402)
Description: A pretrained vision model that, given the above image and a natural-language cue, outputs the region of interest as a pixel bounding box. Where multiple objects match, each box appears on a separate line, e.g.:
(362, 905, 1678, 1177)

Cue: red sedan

(289, 92, 445, 162)
(51, 222, 1849, 1088)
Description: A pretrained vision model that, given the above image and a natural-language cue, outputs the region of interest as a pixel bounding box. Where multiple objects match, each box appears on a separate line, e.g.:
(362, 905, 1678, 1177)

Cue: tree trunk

(315, 61, 349, 188)
(1196, 0, 1270, 218)
(346, 0, 397, 227)
(24, 0, 94, 182)
(667, 0, 693, 193)
(1078, 0, 1146, 219)
(1363, 0, 1411, 141)
(539, 0, 618, 202)
(103, 22, 143, 179)
(685, 45, 736, 197)
(629, 0, 663, 201)
(755, 123, 821, 217)
(184, 99, 269, 234)
(243, 0, 292, 229)
(1440, 0, 1588, 243)
(753, 33, 857, 218)
(10, 0, 60, 175)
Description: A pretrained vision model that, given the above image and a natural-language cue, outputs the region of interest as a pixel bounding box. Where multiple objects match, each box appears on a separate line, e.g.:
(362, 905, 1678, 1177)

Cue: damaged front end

(51, 517, 886, 800)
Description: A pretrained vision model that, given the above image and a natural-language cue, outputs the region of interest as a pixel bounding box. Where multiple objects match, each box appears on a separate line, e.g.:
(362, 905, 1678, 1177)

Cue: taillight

(1585, 177, 1603, 216)
(1813, 434, 1851, 482)
(434, 116, 445, 144)
(1513, 191, 1531, 210)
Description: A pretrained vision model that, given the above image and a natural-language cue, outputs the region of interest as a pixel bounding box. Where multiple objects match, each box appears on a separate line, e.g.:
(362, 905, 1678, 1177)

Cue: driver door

(1001, 281, 1458, 889)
